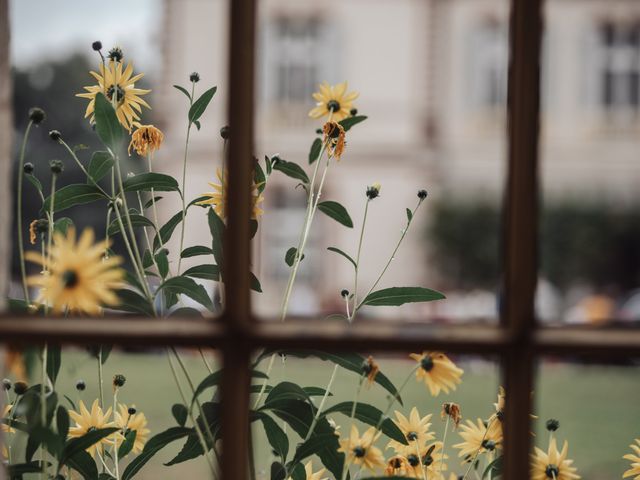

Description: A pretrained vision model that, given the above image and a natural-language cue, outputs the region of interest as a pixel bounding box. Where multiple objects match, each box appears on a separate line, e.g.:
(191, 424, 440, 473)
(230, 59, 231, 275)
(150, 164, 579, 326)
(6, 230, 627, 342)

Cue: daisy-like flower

(623, 439, 640, 479)
(406, 442, 448, 480)
(387, 407, 435, 453)
(453, 418, 503, 460)
(409, 352, 464, 397)
(128, 124, 164, 156)
(338, 425, 385, 472)
(442, 402, 462, 428)
(287, 461, 328, 480)
(114, 404, 151, 454)
(530, 438, 580, 480)
(76, 60, 151, 131)
(68, 400, 117, 456)
(309, 81, 359, 122)
(26, 228, 124, 315)
(322, 121, 346, 160)
(197, 167, 264, 220)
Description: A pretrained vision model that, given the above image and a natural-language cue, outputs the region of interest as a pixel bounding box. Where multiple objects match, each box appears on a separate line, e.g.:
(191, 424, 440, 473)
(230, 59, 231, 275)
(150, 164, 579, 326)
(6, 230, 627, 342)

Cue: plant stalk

(16, 120, 34, 303)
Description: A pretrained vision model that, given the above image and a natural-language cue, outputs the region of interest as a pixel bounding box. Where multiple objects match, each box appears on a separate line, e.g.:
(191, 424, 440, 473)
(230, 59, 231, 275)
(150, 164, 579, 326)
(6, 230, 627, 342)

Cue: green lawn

(4, 350, 639, 479)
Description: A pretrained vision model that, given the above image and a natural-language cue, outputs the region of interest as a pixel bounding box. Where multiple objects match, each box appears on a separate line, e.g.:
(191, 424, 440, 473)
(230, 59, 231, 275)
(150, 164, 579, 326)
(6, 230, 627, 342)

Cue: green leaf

(87, 151, 114, 183)
(25, 173, 43, 193)
(60, 427, 119, 466)
(122, 427, 192, 480)
(118, 429, 137, 458)
(191, 370, 267, 408)
(272, 159, 309, 184)
(250, 219, 259, 239)
(292, 433, 338, 464)
(321, 401, 407, 445)
(302, 387, 332, 397)
(194, 120, 201, 130)
(289, 462, 307, 480)
(317, 201, 353, 228)
(188, 86, 218, 124)
(94, 93, 125, 151)
(362, 287, 446, 307)
(406, 208, 413, 222)
(207, 208, 225, 267)
(143, 249, 154, 269)
(181, 245, 213, 258)
(66, 450, 98, 479)
(158, 276, 214, 311)
(254, 159, 267, 194)
(263, 382, 312, 408)
(327, 247, 357, 269)
(113, 288, 154, 316)
(173, 84, 192, 101)
(285, 247, 304, 267)
(339, 115, 367, 132)
(57, 406, 69, 441)
(42, 184, 107, 214)
(53, 217, 74, 236)
(308, 137, 323, 164)
(108, 214, 156, 236)
(258, 413, 289, 463)
(155, 249, 169, 278)
(153, 210, 183, 252)
(164, 433, 202, 466)
(47, 345, 61, 385)
(8, 461, 48, 476)
(251, 272, 263, 293)
(172, 404, 188, 427)
(265, 155, 273, 176)
(483, 455, 503, 479)
(123, 172, 180, 193)
(183, 264, 220, 281)
(144, 195, 163, 209)
(271, 462, 286, 480)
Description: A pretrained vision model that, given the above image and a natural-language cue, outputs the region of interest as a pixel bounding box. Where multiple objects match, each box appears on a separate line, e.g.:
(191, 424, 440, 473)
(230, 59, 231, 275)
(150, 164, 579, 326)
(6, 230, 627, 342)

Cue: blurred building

(157, 0, 640, 319)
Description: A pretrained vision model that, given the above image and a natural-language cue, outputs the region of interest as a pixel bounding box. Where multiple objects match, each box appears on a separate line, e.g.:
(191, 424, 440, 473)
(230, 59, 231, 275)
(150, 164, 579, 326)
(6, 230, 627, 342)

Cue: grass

(3, 349, 638, 479)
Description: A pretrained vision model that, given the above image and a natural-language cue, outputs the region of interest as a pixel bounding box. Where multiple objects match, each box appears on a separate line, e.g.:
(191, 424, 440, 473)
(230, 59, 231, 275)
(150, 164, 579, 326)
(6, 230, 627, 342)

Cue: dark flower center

(106, 85, 126, 104)
(327, 100, 340, 112)
(407, 454, 420, 467)
(420, 356, 434, 372)
(545, 464, 559, 478)
(407, 431, 418, 441)
(391, 458, 403, 468)
(481, 439, 496, 451)
(62, 270, 79, 289)
(353, 446, 366, 458)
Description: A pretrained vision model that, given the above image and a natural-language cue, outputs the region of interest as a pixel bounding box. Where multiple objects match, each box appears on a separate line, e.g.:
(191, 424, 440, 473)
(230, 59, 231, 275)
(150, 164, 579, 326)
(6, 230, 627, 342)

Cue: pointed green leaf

(42, 184, 107, 214)
(406, 208, 413, 222)
(188, 86, 217, 124)
(60, 427, 119, 465)
(207, 208, 225, 267)
(155, 249, 169, 279)
(173, 84, 192, 101)
(53, 217, 74, 236)
(339, 115, 367, 132)
(122, 427, 192, 480)
(122, 173, 180, 193)
(158, 276, 214, 311)
(285, 247, 304, 267)
(94, 93, 125, 151)
(57, 406, 69, 441)
(257, 413, 289, 463)
(181, 245, 213, 258)
(153, 210, 183, 252)
(87, 151, 114, 183)
(362, 287, 446, 307)
(164, 433, 202, 466)
(183, 264, 220, 281)
(308, 137, 323, 164)
(317, 201, 353, 228)
(118, 429, 137, 458)
(251, 272, 263, 293)
(46, 345, 61, 385)
(25, 173, 43, 193)
(66, 450, 98, 478)
(113, 288, 154, 316)
(172, 404, 188, 427)
(327, 247, 356, 269)
(272, 159, 309, 184)
(108, 214, 156, 236)
(292, 433, 338, 464)
(144, 195, 163, 209)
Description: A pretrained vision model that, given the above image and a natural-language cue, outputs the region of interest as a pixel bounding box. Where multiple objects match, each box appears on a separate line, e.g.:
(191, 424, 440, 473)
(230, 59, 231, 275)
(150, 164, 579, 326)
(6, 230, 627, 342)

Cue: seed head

(49, 130, 62, 142)
(23, 162, 34, 174)
(189, 72, 200, 83)
(92, 41, 103, 51)
(2, 378, 11, 391)
(220, 125, 230, 140)
(49, 159, 64, 175)
(113, 374, 126, 388)
(128, 407, 137, 415)
(107, 47, 124, 62)
(28, 107, 46, 125)
(545, 419, 560, 432)
(13, 381, 28, 395)
(417, 189, 428, 200)
(366, 182, 381, 200)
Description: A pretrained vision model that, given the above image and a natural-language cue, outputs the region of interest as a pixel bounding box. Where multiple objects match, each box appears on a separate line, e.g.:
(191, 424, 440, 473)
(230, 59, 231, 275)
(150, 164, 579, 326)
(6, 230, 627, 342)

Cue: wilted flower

(128, 124, 164, 156)
(442, 402, 462, 428)
(322, 121, 346, 160)
(362, 355, 379, 388)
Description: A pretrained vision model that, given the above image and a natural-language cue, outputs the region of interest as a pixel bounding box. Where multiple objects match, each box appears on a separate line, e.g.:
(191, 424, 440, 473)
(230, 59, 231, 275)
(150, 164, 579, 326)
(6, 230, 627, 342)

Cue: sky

(9, 0, 159, 73)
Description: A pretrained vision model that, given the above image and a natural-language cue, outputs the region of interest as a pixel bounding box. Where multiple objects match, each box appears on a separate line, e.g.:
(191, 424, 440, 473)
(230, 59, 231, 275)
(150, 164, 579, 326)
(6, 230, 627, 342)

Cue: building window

(470, 18, 508, 109)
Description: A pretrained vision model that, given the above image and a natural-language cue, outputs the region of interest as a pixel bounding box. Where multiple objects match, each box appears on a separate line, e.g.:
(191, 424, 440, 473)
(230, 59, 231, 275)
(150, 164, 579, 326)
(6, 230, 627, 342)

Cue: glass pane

(539, 1, 640, 326)
(8, 0, 227, 319)
(535, 358, 640, 478)
(1, 345, 219, 477)
(251, 350, 500, 479)
(252, 0, 509, 322)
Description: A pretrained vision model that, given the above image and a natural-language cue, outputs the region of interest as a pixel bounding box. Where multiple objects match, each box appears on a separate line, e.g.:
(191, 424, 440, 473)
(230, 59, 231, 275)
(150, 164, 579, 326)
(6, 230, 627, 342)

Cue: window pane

(539, 1, 640, 326)
(250, 350, 500, 479)
(253, 0, 509, 323)
(8, 0, 226, 319)
(1, 345, 219, 477)
(535, 357, 640, 478)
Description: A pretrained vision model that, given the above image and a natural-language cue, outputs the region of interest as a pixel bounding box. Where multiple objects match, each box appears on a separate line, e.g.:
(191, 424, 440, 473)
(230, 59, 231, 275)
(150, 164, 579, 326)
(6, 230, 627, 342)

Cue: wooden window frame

(2, 0, 640, 478)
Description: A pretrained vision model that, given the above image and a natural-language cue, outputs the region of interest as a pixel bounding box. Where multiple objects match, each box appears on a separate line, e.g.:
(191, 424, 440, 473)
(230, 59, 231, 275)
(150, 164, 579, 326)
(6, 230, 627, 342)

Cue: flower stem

(113, 389, 120, 480)
(305, 363, 339, 441)
(439, 415, 450, 477)
(416, 440, 427, 480)
(252, 353, 276, 409)
(39, 343, 48, 480)
(59, 139, 110, 197)
(16, 120, 34, 303)
(340, 375, 365, 480)
(461, 416, 496, 480)
(176, 82, 196, 274)
(349, 198, 370, 322)
(98, 348, 104, 408)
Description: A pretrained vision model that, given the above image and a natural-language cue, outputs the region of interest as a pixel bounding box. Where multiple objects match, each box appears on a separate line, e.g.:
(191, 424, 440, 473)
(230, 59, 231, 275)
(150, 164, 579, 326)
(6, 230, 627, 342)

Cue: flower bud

(49, 130, 62, 142)
(107, 47, 123, 62)
(13, 381, 28, 395)
(113, 374, 126, 388)
(2, 378, 11, 391)
(315, 128, 323, 135)
(417, 189, 428, 200)
(128, 407, 137, 415)
(49, 159, 64, 175)
(75, 380, 86, 391)
(219, 125, 230, 140)
(23, 162, 34, 174)
(350, 108, 358, 116)
(92, 41, 103, 51)
(28, 107, 46, 125)
(190, 72, 200, 83)
(366, 182, 381, 200)
(341, 289, 349, 298)
(545, 419, 559, 432)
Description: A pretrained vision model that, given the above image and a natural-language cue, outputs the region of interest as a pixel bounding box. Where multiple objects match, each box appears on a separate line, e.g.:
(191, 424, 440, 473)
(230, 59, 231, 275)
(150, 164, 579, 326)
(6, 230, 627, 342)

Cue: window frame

(2, 1, 640, 479)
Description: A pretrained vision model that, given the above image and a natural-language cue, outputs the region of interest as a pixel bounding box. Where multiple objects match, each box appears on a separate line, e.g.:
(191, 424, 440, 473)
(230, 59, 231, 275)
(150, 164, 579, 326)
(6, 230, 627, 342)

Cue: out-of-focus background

(3, 0, 640, 478)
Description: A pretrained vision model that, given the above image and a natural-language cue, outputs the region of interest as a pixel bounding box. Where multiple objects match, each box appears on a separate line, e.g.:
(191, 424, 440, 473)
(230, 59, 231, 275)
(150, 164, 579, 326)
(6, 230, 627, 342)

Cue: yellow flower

(409, 352, 464, 397)
(623, 439, 640, 479)
(288, 461, 328, 480)
(530, 438, 580, 480)
(453, 418, 502, 460)
(26, 228, 124, 315)
(76, 60, 151, 131)
(407, 442, 448, 479)
(115, 404, 150, 455)
(128, 124, 164, 156)
(387, 407, 435, 454)
(197, 167, 264, 220)
(322, 121, 346, 160)
(338, 425, 385, 472)
(29, 220, 38, 245)
(68, 400, 117, 456)
(309, 81, 359, 122)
